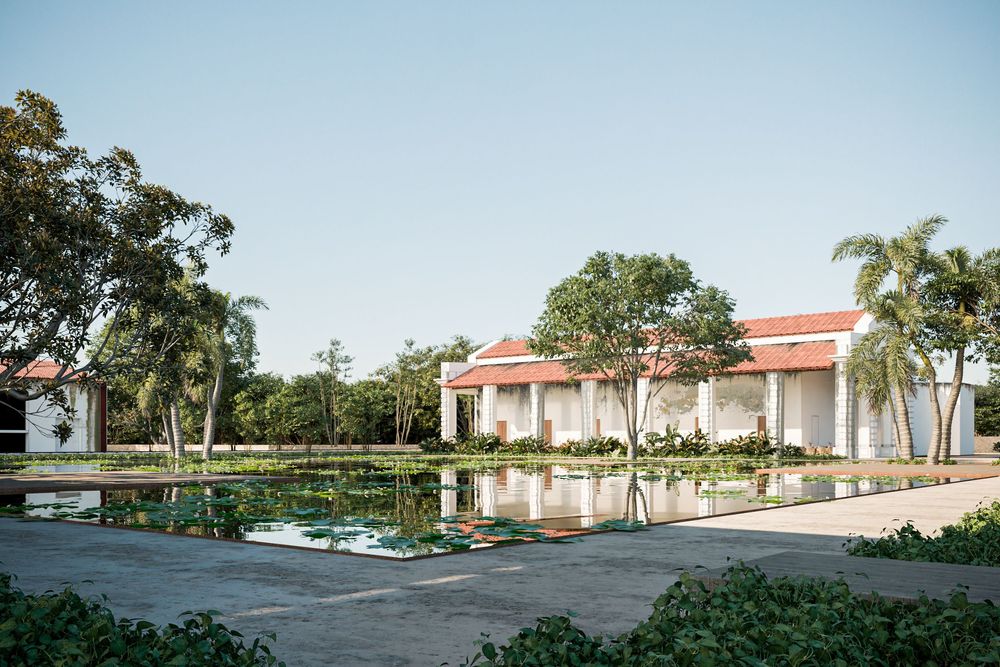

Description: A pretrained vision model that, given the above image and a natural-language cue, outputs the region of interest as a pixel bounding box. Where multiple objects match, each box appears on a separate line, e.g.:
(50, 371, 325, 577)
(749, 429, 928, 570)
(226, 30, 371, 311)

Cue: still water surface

(4, 462, 951, 559)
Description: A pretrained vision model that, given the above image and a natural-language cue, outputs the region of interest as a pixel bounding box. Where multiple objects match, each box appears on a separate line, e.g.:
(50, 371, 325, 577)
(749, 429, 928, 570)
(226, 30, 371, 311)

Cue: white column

(480, 385, 497, 435)
(440, 470, 457, 517)
(697, 378, 716, 443)
(529, 383, 544, 438)
(697, 494, 716, 517)
(636, 377, 650, 437)
(580, 380, 596, 441)
(440, 387, 458, 439)
(528, 473, 544, 520)
(765, 372, 785, 446)
(864, 411, 880, 459)
(833, 357, 856, 458)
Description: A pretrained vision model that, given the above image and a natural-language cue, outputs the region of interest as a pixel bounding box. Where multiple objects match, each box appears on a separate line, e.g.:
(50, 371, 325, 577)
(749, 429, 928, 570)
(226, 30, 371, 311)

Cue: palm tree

(847, 320, 917, 458)
(201, 293, 268, 459)
(833, 215, 945, 461)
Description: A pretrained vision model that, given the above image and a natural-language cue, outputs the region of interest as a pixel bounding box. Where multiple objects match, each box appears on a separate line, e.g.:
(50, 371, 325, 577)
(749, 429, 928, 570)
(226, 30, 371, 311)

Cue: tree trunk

(939, 347, 964, 461)
(202, 361, 224, 460)
(626, 378, 639, 461)
(170, 398, 185, 459)
(162, 411, 174, 454)
(925, 365, 943, 465)
(891, 387, 914, 459)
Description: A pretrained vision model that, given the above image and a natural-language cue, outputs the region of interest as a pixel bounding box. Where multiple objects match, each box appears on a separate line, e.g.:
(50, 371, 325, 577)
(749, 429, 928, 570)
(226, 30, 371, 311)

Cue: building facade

(0, 361, 107, 453)
(439, 310, 976, 458)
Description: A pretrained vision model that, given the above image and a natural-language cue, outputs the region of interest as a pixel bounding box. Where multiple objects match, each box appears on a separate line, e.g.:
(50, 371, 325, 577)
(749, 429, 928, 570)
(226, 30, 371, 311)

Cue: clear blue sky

(2, 1, 998, 382)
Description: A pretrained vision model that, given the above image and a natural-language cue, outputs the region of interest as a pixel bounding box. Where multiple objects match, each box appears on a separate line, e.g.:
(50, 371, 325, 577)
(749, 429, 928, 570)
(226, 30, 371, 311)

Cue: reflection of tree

(655, 383, 698, 420)
(622, 472, 649, 523)
(716, 376, 765, 415)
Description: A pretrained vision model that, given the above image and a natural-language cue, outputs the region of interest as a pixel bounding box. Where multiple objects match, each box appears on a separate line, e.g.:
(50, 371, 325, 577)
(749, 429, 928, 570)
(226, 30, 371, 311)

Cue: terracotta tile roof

(740, 310, 865, 338)
(444, 342, 836, 388)
(474, 310, 864, 359)
(0, 360, 68, 380)
(477, 340, 532, 359)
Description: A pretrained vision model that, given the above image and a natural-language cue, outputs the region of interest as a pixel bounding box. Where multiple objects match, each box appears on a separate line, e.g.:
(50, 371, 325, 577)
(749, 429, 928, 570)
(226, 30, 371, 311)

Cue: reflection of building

(0, 361, 107, 453)
(438, 310, 976, 458)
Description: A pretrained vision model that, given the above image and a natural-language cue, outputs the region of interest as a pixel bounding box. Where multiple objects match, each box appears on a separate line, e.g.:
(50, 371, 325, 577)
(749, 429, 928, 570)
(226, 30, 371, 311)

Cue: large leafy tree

(1, 90, 232, 437)
(530, 252, 750, 460)
(311, 339, 353, 446)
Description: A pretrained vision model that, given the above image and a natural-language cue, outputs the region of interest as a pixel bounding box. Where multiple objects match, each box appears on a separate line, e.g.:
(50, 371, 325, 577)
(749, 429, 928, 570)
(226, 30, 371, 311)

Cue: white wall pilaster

(529, 383, 545, 438)
(440, 387, 458, 439)
(765, 371, 785, 446)
(833, 357, 857, 458)
(580, 380, 596, 441)
(697, 378, 716, 443)
(480, 385, 497, 435)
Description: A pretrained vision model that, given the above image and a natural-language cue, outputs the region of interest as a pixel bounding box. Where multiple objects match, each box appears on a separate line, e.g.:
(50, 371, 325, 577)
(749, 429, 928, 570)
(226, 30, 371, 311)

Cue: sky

(2, 1, 998, 383)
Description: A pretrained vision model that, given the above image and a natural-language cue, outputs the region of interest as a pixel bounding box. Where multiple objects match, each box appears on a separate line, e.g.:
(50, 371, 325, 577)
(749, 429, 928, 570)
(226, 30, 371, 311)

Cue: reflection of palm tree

(622, 472, 649, 523)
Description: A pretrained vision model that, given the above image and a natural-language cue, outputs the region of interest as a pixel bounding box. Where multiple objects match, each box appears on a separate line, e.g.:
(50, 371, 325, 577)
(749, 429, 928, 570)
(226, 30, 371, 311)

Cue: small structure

(0, 361, 107, 453)
(438, 310, 976, 458)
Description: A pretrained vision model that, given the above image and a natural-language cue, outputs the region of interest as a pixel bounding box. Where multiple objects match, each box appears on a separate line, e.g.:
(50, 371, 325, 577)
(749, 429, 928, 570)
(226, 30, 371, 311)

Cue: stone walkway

(2, 476, 998, 666)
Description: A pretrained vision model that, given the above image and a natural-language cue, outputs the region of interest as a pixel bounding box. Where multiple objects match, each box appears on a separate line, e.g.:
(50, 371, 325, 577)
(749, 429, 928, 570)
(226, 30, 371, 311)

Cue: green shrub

(555, 436, 626, 457)
(418, 436, 458, 453)
(715, 433, 775, 457)
(847, 500, 1000, 566)
(0, 572, 282, 666)
(463, 565, 1000, 665)
(503, 436, 549, 455)
(457, 433, 503, 454)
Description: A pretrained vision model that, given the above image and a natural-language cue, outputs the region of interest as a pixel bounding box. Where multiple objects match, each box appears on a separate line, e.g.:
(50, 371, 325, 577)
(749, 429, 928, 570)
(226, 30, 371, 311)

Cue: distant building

(438, 310, 975, 458)
(0, 361, 107, 453)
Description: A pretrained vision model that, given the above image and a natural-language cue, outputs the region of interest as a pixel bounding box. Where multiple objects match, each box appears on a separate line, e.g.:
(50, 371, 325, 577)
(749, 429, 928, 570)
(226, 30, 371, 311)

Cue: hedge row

(0, 572, 283, 666)
(420, 432, 808, 458)
(847, 499, 1000, 567)
(463, 566, 1000, 665)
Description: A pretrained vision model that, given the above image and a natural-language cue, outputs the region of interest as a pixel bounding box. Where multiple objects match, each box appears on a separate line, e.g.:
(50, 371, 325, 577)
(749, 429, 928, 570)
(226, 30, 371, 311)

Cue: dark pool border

(4, 475, 980, 563)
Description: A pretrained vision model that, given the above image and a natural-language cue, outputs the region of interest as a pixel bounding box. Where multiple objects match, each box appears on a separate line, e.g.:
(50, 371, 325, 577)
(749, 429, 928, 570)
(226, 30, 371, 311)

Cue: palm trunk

(939, 347, 964, 461)
(170, 398, 185, 459)
(925, 365, 943, 465)
(892, 387, 914, 459)
(162, 411, 174, 454)
(202, 361, 224, 460)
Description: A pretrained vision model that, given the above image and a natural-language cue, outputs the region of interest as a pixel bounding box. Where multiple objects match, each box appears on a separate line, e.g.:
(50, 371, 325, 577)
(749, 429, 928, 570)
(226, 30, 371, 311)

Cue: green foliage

(0, 572, 282, 666)
(529, 251, 751, 458)
(555, 436, 628, 457)
(464, 565, 1000, 666)
(976, 377, 1000, 436)
(1, 91, 233, 437)
(847, 500, 1000, 566)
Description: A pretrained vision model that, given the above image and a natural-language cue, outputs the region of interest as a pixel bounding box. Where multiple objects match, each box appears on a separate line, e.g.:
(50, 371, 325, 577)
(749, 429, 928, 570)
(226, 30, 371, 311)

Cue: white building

(0, 361, 107, 453)
(439, 310, 976, 458)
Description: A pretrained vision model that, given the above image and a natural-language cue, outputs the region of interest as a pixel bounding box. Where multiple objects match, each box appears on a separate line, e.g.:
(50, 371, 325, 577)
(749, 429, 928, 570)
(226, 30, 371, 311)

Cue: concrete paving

(2, 476, 999, 666)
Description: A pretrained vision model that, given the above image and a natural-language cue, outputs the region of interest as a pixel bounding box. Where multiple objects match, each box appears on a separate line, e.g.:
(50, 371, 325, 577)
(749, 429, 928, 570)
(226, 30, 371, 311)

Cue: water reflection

(4, 463, 954, 558)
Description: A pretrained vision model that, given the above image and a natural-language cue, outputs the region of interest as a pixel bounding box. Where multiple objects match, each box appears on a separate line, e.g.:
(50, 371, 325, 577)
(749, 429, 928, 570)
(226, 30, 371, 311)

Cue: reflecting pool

(0, 462, 957, 559)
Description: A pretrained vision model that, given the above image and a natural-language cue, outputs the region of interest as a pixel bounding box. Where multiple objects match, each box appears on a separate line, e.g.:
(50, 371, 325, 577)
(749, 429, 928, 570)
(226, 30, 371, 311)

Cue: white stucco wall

(495, 385, 532, 439)
(542, 384, 582, 444)
(649, 380, 698, 434)
(909, 383, 976, 456)
(714, 374, 766, 440)
(798, 370, 836, 447)
(594, 381, 628, 439)
(22, 384, 101, 453)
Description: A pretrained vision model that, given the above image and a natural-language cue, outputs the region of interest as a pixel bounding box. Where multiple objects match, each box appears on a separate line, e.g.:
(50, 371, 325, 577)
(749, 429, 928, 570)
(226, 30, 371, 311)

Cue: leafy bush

(503, 436, 549, 455)
(463, 565, 1000, 665)
(0, 572, 282, 666)
(418, 436, 458, 453)
(847, 500, 1000, 566)
(554, 436, 626, 457)
(458, 433, 503, 454)
(715, 433, 774, 457)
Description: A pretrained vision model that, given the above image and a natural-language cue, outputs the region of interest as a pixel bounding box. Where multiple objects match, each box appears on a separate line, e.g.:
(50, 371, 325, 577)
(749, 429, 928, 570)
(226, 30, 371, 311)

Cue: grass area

(462, 566, 1000, 665)
(0, 572, 283, 666)
(847, 500, 1000, 566)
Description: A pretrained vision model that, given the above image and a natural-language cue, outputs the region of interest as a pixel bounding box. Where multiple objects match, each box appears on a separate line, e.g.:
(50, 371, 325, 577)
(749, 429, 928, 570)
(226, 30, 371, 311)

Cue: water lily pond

(0, 460, 956, 559)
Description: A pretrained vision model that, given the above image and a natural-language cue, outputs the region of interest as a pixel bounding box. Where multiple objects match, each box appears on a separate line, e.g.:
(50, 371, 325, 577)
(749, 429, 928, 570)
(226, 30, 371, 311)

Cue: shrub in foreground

(463, 566, 1000, 665)
(0, 572, 283, 666)
(847, 499, 1000, 566)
